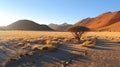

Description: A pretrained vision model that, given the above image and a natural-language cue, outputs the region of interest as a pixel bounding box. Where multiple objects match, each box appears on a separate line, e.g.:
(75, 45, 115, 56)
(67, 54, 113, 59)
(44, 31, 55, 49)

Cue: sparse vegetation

(81, 37, 97, 48)
(0, 31, 120, 67)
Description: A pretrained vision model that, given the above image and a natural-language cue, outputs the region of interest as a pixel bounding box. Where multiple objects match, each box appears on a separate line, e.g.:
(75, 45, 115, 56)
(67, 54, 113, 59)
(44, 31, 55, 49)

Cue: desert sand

(0, 31, 120, 67)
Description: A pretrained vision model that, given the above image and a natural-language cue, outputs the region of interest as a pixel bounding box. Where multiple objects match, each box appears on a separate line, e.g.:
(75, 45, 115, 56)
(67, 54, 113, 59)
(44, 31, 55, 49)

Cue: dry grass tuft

(31, 44, 43, 50)
(22, 43, 31, 49)
(81, 37, 97, 48)
(43, 40, 59, 52)
(46, 40, 59, 46)
(31, 40, 59, 52)
(41, 45, 58, 52)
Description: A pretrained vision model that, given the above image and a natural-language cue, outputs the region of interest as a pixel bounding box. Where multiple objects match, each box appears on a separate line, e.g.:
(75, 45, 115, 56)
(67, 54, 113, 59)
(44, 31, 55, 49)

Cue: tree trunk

(78, 32, 84, 40)
(76, 37, 80, 42)
(72, 32, 84, 43)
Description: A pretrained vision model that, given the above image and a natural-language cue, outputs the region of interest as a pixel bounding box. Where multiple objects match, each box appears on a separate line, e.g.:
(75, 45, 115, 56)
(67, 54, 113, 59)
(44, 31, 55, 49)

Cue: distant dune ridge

(0, 26, 5, 30)
(75, 11, 120, 31)
(49, 23, 72, 31)
(0, 11, 120, 31)
(4, 20, 54, 31)
(75, 18, 95, 26)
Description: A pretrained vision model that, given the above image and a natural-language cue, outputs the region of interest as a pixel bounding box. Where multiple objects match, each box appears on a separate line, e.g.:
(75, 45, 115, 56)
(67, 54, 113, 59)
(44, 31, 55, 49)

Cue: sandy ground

(0, 31, 120, 67)
(68, 39, 120, 67)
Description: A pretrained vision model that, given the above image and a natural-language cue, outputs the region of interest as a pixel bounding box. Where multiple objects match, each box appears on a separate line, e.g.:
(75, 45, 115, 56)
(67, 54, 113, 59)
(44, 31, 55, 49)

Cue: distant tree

(67, 26, 90, 42)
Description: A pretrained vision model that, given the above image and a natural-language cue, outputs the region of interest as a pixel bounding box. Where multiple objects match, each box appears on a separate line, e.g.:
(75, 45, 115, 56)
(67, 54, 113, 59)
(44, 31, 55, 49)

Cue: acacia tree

(67, 26, 90, 42)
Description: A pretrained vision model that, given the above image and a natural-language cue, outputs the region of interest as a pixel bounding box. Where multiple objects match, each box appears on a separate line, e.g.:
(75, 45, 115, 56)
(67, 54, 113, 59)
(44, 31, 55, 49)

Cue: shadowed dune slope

(6, 20, 54, 31)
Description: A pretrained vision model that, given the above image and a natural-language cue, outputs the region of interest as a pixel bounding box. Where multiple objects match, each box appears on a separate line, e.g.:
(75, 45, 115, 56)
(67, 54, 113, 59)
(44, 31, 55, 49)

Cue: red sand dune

(101, 21, 120, 31)
(75, 18, 94, 26)
(87, 11, 120, 28)
(75, 11, 120, 31)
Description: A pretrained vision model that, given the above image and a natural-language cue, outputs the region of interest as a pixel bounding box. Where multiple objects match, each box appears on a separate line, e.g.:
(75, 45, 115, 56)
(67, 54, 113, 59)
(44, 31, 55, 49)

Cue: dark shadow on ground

(86, 39, 120, 51)
(4, 44, 89, 67)
(96, 39, 120, 47)
(88, 46, 112, 50)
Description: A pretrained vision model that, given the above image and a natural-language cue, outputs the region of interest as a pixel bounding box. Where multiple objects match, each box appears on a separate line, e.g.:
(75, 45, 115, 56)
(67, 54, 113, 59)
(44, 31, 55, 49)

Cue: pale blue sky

(0, 0, 120, 26)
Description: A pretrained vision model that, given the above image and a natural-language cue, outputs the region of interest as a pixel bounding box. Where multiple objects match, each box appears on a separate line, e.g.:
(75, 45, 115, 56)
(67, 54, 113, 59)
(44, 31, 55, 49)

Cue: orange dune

(87, 11, 120, 28)
(75, 11, 120, 31)
(102, 21, 120, 31)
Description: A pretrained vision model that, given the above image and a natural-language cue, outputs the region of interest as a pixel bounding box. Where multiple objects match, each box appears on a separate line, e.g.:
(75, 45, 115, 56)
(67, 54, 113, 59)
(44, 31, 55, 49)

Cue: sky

(0, 0, 120, 26)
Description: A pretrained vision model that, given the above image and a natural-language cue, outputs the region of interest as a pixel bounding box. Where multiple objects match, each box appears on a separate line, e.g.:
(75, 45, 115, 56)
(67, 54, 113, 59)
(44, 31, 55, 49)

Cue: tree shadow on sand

(3, 44, 89, 67)
(88, 39, 120, 50)
(97, 39, 120, 46)
(88, 46, 112, 50)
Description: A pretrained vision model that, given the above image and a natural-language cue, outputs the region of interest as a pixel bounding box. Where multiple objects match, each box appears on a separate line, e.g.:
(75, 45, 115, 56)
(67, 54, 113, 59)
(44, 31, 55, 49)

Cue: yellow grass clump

(81, 37, 97, 48)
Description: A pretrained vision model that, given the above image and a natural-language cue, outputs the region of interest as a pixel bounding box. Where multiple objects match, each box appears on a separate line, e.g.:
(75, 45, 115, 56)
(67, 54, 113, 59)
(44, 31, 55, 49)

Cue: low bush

(81, 37, 97, 48)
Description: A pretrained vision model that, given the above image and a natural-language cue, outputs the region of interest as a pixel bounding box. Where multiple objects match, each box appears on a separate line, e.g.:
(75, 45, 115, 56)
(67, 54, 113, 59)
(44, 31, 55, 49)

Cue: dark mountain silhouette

(6, 20, 53, 31)
(49, 23, 72, 31)
(75, 11, 120, 31)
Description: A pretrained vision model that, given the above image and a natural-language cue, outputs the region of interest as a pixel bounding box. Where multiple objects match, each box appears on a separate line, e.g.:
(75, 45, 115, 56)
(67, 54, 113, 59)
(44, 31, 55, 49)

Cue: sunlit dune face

(0, 12, 18, 26)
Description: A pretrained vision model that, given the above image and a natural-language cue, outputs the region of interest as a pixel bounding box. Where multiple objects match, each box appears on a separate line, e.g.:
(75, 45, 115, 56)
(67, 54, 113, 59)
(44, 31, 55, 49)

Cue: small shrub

(41, 45, 58, 52)
(81, 37, 97, 48)
(46, 40, 59, 47)
(31, 44, 42, 50)
(81, 41, 95, 48)
(63, 38, 70, 43)
(32, 40, 59, 52)
(22, 43, 31, 49)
